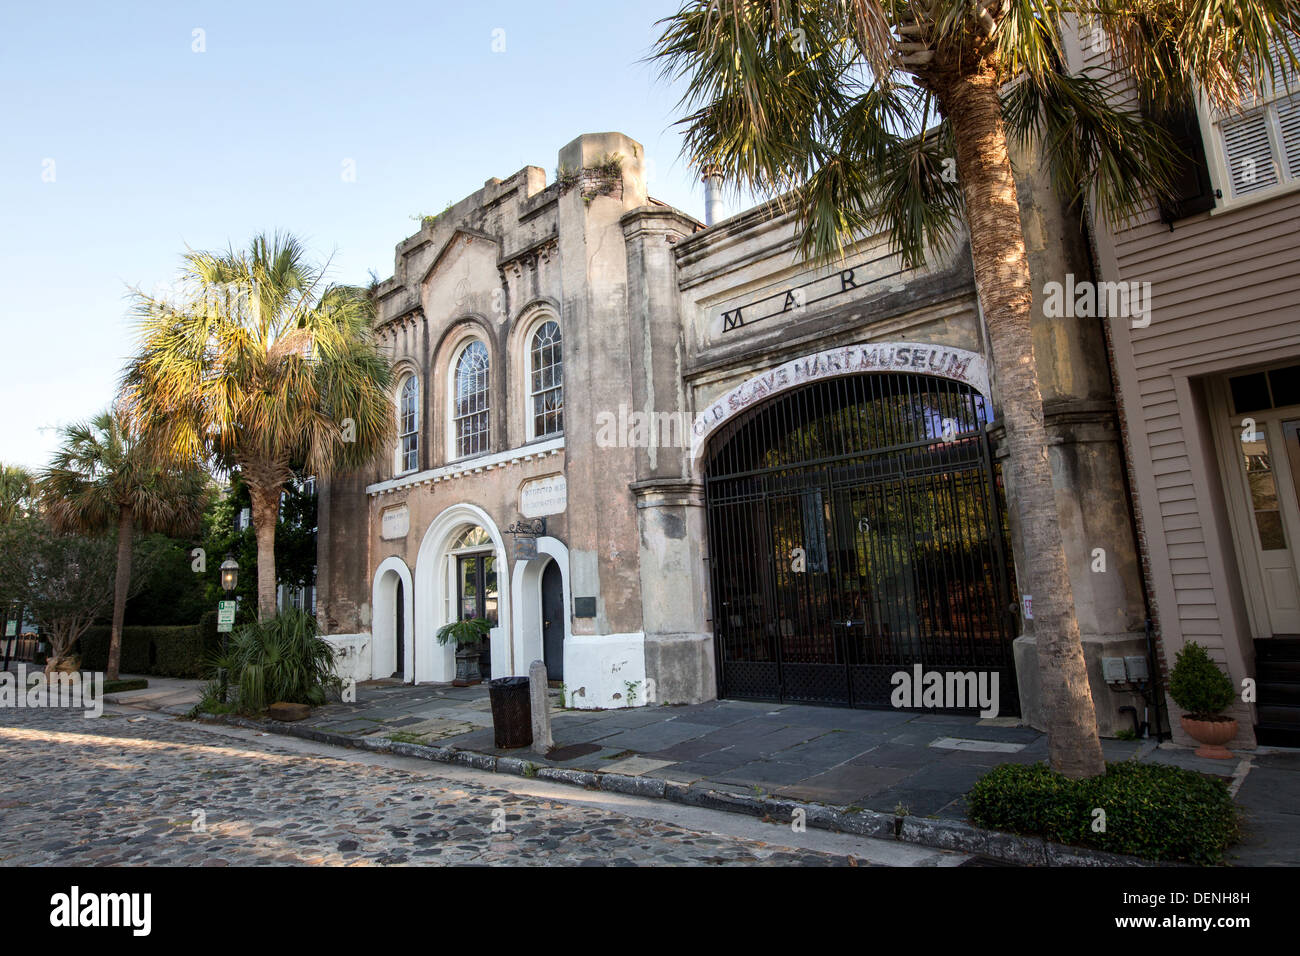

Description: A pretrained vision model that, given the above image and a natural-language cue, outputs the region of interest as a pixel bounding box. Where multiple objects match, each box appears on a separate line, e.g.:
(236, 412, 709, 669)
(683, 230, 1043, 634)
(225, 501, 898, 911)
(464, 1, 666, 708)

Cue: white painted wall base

(322, 632, 373, 685)
(562, 632, 647, 709)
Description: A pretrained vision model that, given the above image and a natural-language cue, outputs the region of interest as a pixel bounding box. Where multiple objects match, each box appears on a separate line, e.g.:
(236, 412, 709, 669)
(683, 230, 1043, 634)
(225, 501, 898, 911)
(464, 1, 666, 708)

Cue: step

(1255, 723, 1300, 748)
(1255, 638, 1300, 662)
(1255, 703, 1300, 726)
(1258, 681, 1300, 705)
(1257, 659, 1300, 681)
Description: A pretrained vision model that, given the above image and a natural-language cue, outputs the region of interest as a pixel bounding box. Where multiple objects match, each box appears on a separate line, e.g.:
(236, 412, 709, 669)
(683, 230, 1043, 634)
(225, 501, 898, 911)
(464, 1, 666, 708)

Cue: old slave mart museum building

(315, 127, 1299, 748)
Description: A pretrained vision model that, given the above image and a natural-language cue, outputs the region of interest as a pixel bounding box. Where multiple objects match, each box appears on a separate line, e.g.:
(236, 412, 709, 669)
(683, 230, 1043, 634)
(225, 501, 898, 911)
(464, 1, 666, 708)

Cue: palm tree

(0, 464, 35, 524)
(652, 1, 1298, 777)
(122, 232, 395, 620)
(41, 410, 209, 680)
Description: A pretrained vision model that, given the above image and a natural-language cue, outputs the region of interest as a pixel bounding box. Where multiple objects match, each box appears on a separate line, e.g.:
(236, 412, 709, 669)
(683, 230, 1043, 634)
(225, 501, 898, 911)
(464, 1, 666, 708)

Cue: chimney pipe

(701, 165, 724, 226)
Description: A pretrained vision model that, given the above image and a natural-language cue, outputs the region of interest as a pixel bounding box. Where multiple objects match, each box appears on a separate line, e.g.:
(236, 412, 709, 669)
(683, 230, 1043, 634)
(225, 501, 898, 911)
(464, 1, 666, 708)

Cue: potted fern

(1168, 641, 1238, 759)
(436, 616, 492, 687)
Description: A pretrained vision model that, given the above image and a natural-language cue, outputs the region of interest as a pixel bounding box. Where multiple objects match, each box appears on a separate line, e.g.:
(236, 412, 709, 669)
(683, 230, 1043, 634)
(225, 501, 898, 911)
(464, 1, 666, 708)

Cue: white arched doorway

(510, 536, 572, 678)
(372, 556, 414, 682)
(414, 504, 511, 683)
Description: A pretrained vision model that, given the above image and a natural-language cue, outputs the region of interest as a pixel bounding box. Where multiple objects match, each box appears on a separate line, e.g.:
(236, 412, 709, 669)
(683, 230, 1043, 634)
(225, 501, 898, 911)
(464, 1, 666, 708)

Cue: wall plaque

(520, 474, 566, 518)
(381, 505, 410, 540)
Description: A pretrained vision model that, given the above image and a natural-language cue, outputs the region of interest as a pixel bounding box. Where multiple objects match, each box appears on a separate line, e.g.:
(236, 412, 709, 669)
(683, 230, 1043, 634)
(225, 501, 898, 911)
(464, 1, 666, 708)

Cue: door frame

(1207, 374, 1300, 638)
(509, 536, 572, 677)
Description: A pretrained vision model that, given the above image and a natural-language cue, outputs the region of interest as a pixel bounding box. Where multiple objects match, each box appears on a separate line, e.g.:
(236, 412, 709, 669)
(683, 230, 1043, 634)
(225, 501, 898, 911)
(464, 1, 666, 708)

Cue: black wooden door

(542, 560, 564, 680)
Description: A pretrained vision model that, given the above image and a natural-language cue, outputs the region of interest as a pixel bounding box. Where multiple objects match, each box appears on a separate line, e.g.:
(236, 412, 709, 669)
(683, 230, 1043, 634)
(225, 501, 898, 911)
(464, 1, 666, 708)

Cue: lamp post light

(218, 554, 239, 702)
(220, 554, 239, 593)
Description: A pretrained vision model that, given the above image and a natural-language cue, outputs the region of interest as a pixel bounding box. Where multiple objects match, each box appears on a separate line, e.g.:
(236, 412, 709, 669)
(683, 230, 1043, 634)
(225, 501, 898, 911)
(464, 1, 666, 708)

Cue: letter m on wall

(721, 308, 743, 331)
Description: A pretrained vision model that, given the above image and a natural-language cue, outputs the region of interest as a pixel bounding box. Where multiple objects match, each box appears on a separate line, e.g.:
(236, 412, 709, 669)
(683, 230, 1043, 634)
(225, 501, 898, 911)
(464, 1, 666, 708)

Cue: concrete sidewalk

(103, 675, 206, 716)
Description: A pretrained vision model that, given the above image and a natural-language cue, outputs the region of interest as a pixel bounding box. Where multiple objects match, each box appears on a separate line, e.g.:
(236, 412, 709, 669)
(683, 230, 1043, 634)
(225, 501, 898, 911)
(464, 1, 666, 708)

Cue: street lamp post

(219, 554, 239, 702)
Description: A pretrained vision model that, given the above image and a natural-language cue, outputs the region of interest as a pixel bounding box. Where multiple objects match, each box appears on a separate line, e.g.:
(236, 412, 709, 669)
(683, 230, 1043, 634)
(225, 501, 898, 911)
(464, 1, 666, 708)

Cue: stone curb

(197, 712, 1156, 867)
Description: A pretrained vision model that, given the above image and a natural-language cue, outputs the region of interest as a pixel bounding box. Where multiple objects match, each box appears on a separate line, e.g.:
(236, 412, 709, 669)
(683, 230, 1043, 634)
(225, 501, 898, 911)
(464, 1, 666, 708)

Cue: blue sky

(0, 0, 730, 470)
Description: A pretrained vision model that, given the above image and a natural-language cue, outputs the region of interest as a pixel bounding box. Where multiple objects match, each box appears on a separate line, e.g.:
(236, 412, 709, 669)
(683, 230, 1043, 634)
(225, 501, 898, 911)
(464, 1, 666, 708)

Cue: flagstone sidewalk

(260, 680, 1294, 864)
(85, 672, 1296, 865)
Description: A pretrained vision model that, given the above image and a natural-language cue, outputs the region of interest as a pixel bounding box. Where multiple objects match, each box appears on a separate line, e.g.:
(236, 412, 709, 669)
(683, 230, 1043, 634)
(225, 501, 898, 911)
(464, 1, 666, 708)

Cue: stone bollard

(529, 660, 553, 755)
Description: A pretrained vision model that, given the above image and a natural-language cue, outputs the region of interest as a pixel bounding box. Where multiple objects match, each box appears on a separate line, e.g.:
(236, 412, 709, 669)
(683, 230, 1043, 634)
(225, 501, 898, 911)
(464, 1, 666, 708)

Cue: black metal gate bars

(704, 371, 1019, 713)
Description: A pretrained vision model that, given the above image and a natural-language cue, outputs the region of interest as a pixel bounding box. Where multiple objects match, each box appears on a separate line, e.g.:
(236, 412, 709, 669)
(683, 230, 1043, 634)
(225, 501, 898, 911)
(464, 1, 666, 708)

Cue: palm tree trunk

(941, 65, 1105, 778)
(107, 506, 134, 682)
(244, 464, 286, 621)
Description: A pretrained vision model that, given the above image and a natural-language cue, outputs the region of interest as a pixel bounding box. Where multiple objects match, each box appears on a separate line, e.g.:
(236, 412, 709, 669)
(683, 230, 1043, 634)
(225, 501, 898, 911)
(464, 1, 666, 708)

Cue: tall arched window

(397, 374, 418, 473)
(454, 341, 490, 458)
(529, 320, 563, 438)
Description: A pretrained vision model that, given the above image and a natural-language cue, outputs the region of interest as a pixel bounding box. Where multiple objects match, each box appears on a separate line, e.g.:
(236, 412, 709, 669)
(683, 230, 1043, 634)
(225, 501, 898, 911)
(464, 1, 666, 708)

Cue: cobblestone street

(0, 707, 961, 866)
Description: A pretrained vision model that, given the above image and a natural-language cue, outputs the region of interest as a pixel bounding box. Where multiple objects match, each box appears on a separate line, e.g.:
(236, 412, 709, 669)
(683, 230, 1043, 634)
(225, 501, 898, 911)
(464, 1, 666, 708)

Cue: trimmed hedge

(967, 761, 1239, 865)
(78, 611, 221, 679)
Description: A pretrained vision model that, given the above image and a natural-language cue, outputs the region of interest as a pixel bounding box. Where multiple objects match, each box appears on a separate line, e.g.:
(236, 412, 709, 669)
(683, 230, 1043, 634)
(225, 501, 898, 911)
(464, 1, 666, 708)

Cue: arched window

(529, 320, 563, 438)
(397, 374, 418, 473)
(454, 341, 490, 458)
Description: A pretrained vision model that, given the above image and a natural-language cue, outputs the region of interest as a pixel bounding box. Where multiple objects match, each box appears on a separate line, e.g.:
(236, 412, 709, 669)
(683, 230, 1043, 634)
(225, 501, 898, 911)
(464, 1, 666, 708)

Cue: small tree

(0, 516, 160, 669)
(122, 233, 395, 620)
(41, 410, 209, 680)
(1168, 641, 1236, 719)
(0, 464, 35, 524)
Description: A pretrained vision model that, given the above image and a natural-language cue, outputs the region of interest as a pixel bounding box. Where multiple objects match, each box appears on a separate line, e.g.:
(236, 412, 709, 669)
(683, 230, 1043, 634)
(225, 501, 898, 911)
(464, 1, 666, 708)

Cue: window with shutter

(1208, 35, 1300, 206)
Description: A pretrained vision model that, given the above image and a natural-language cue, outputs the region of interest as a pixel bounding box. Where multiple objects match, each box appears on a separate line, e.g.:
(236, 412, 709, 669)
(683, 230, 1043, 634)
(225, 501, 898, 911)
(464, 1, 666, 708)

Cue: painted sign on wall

(689, 341, 991, 459)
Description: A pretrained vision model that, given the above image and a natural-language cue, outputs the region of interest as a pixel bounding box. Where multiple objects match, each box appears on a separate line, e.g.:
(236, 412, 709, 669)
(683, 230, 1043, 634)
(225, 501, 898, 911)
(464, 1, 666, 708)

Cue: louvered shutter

(1145, 97, 1216, 223)
(1276, 92, 1300, 180)
(1220, 111, 1280, 196)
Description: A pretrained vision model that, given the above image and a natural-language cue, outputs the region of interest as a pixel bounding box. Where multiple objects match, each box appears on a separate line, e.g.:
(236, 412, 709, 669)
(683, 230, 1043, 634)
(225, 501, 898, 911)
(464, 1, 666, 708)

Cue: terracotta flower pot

(1180, 715, 1238, 759)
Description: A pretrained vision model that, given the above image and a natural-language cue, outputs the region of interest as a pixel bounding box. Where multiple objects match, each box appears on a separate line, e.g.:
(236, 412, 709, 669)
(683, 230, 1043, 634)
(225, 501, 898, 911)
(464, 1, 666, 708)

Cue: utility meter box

(1124, 656, 1150, 682)
(1102, 657, 1128, 683)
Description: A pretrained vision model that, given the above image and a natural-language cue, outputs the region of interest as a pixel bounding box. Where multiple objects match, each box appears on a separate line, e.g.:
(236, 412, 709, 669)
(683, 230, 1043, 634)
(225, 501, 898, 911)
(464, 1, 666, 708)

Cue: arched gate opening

(704, 371, 1019, 713)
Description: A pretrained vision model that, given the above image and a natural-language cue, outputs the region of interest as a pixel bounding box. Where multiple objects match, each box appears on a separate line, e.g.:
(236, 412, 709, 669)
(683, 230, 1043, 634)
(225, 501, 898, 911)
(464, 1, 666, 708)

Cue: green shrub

(968, 761, 1239, 865)
(78, 627, 155, 674)
(77, 621, 220, 679)
(964, 762, 1090, 845)
(1168, 641, 1236, 717)
(222, 608, 340, 714)
(104, 678, 149, 693)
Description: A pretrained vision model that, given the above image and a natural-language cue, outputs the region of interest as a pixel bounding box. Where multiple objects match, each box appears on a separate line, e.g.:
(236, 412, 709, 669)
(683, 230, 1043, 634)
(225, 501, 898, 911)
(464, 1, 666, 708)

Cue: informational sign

(520, 474, 566, 518)
(5, 620, 15, 637)
(514, 537, 537, 560)
(1022, 595, 1033, 621)
(217, 600, 237, 633)
(381, 505, 410, 540)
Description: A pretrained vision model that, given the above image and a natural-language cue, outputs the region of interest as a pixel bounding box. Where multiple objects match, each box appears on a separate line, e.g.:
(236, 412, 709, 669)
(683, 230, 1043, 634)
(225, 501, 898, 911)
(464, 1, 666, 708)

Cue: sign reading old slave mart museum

(690, 342, 991, 458)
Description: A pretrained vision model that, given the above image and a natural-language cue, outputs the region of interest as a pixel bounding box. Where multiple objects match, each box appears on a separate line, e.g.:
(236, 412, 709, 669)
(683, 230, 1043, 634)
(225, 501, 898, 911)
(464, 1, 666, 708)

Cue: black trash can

(488, 676, 533, 749)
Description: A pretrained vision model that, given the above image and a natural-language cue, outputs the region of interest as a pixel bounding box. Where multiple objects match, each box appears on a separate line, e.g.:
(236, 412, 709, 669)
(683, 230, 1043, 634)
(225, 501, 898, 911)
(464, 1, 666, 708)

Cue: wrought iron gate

(704, 372, 1019, 713)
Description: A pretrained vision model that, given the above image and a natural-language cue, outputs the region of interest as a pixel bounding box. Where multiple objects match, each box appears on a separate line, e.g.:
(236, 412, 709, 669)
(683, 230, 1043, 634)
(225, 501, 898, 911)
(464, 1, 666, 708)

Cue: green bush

(218, 608, 340, 714)
(104, 678, 149, 693)
(78, 620, 220, 679)
(968, 761, 1239, 865)
(1168, 641, 1236, 717)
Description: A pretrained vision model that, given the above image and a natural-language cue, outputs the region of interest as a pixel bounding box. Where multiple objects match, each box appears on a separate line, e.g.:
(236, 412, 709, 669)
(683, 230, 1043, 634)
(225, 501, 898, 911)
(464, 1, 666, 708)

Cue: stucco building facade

(317, 129, 1153, 735)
